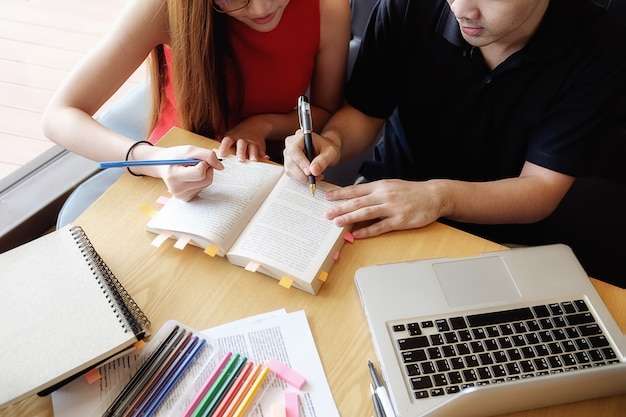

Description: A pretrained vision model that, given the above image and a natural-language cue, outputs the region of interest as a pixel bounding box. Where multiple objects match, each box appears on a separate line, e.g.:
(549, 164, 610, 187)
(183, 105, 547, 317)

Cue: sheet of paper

(51, 310, 339, 417)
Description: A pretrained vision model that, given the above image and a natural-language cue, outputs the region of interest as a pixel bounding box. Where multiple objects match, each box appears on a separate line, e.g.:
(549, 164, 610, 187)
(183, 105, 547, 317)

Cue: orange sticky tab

(245, 261, 261, 272)
(134, 340, 146, 350)
(204, 245, 219, 257)
(140, 204, 158, 218)
(317, 271, 328, 282)
(151, 232, 172, 248)
(332, 251, 340, 261)
(279, 276, 293, 289)
(84, 367, 101, 384)
(343, 231, 354, 243)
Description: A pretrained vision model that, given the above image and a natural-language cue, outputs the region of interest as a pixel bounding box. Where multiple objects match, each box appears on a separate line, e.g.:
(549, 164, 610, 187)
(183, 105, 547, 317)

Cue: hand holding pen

(99, 144, 224, 202)
(297, 95, 317, 196)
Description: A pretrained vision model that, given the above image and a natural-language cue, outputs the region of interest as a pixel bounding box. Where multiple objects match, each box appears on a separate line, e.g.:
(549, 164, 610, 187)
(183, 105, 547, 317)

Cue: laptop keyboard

(390, 299, 621, 400)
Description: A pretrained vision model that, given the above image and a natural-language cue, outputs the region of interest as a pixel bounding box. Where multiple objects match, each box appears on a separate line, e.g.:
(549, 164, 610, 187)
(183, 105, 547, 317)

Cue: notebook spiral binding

(70, 225, 151, 339)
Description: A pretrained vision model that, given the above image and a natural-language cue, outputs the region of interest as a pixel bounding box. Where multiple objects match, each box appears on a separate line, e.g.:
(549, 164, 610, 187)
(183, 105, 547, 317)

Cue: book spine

(70, 225, 151, 338)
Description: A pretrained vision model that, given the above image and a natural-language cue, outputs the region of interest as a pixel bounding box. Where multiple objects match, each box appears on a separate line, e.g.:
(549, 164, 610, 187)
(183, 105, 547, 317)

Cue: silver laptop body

(355, 244, 626, 416)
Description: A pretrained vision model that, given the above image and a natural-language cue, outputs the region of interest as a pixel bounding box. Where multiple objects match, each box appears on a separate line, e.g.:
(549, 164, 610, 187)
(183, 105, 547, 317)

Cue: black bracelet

(125, 140, 153, 176)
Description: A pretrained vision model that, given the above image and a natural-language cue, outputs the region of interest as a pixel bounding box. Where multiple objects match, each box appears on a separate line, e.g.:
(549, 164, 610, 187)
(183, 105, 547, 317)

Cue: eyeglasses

(212, 0, 250, 13)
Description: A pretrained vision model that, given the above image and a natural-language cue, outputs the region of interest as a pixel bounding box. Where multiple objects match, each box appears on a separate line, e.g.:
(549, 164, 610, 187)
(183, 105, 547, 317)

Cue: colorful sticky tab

(84, 367, 101, 384)
(284, 392, 300, 417)
(317, 271, 328, 282)
(140, 203, 158, 218)
(267, 358, 306, 389)
(174, 235, 191, 250)
(204, 245, 219, 257)
(152, 232, 172, 248)
(343, 231, 354, 243)
(245, 261, 261, 272)
(156, 195, 170, 205)
(279, 277, 293, 289)
(332, 251, 340, 261)
(271, 403, 286, 417)
(134, 340, 146, 351)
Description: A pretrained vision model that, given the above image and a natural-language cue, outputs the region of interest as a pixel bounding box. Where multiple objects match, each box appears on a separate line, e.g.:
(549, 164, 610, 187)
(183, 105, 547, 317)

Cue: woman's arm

(42, 0, 170, 162)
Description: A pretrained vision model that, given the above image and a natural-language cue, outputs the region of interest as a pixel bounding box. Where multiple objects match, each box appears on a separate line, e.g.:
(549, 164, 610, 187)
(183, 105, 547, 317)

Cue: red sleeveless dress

(149, 0, 320, 143)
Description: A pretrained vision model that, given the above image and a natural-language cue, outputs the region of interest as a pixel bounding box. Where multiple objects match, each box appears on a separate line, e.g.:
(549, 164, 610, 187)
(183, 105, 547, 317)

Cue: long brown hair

(148, 0, 231, 138)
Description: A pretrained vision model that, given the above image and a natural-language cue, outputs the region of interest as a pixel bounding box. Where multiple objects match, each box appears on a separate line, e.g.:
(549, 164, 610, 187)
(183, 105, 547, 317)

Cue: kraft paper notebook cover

(146, 129, 350, 295)
(0, 225, 150, 409)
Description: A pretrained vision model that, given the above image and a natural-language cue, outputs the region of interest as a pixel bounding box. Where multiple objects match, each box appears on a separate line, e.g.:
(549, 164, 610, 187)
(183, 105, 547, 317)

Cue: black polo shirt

(348, 0, 626, 182)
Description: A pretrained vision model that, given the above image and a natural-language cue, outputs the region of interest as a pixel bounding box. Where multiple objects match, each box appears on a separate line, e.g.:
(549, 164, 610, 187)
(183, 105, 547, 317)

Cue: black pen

(297, 95, 316, 196)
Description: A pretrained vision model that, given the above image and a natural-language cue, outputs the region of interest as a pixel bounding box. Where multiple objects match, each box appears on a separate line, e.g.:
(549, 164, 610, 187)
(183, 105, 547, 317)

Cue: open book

(146, 153, 350, 294)
(0, 225, 150, 409)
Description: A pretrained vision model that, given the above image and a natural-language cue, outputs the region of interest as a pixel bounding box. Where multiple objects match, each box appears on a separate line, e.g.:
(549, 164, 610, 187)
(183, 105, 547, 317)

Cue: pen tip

(310, 184, 316, 196)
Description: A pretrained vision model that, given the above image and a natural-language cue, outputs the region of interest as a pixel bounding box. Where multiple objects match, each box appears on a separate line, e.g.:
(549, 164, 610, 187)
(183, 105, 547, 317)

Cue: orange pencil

(232, 366, 270, 417)
(221, 363, 262, 417)
(212, 361, 254, 417)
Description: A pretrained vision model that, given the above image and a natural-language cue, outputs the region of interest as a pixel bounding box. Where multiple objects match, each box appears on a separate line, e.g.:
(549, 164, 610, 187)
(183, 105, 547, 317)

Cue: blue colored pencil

(99, 158, 203, 169)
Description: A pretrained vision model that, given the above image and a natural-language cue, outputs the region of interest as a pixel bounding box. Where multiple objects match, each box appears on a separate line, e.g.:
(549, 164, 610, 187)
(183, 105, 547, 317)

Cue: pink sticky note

(268, 358, 306, 389)
(285, 392, 300, 417)
(343, 231, 354, 243)
(332, 250, 340, 260)
(245, 261, 261, 272)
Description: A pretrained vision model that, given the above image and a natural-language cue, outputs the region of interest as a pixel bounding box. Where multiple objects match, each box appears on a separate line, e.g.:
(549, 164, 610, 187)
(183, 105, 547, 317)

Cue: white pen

(368, 360, 396, 417)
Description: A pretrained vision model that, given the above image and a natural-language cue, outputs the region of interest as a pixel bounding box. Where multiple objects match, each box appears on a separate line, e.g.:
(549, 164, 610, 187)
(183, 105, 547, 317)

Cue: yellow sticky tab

(84, 367, 101, 384)
(139, 204, 158, 217)
(279, 276, 293, 289)
(134, 340, 146, 351)
(204, 245, 219, 257)
(317, 271, 328, 282)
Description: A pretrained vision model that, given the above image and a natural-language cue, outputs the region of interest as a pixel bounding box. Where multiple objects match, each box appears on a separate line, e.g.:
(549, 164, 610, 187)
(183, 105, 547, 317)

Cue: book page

(226, 174, 346, 282)
(51, 310, 340, 417)
(146, 156, 284, 255)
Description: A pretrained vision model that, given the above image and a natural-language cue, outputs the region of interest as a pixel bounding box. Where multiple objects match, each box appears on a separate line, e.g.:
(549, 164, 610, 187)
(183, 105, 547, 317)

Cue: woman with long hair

(43, 0, 350, 201)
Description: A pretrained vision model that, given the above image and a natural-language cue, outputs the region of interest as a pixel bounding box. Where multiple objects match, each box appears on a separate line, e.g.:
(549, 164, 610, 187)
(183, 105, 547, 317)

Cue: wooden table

(2, 129, 625, 416)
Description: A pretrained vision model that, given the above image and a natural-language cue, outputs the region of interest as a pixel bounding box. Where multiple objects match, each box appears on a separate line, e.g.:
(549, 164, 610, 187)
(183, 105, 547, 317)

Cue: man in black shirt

(284, 0, 626, 282)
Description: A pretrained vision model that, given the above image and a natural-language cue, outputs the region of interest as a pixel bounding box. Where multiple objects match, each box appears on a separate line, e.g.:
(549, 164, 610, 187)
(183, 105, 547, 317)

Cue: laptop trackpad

(434, 256, 521, 308)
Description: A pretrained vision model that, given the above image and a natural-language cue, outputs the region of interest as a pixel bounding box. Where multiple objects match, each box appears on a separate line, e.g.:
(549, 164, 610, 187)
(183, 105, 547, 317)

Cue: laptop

(355, 244, 626, 416)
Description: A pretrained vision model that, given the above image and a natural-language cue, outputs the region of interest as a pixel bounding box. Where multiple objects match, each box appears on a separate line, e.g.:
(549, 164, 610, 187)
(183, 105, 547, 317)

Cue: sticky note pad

(279, 277, 293, 289)
(343, 231, 354, 243)
(267, 358, 306, 389)
(285, 392, 300, 417)
(84, 367, 101, 384)
(317, 271, 328, 282)
(204, 245, 219, 257)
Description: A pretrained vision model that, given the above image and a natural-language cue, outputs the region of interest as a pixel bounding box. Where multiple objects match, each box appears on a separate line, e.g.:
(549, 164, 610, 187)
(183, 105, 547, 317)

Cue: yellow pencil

(222, 363, 262, 417)
(232, 366, 270, 417)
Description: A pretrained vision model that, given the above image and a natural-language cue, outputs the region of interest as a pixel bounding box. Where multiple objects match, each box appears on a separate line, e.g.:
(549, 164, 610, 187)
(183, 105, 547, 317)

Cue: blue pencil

(99, 158, 203, 169)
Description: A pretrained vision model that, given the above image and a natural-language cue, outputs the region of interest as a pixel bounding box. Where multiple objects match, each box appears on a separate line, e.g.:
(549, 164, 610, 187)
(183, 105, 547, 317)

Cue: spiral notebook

(0, 225, 151, 409)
